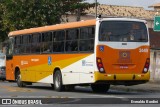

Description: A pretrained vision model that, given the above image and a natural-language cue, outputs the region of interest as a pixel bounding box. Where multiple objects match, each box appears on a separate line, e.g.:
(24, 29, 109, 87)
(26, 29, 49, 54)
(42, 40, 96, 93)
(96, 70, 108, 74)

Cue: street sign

(154, 16, 160, 31)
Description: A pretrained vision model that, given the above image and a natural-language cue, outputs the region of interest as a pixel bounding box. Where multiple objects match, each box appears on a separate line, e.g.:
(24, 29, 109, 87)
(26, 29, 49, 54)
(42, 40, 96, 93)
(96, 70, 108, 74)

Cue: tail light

(96, 57, 105, 73)
(142, 58, 150, 73)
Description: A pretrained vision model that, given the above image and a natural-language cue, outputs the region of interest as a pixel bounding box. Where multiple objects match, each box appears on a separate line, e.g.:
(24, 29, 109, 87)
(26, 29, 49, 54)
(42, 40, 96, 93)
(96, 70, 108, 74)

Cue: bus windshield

(99, 21, 148, 42)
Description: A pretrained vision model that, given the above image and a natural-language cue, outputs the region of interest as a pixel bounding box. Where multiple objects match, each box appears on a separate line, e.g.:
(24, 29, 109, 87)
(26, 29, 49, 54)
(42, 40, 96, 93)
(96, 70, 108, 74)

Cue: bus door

(6, 37, 15, 81)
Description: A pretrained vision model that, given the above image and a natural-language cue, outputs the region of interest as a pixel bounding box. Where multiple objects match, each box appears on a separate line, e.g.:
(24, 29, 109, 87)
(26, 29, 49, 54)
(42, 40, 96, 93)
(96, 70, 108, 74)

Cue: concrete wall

(150, 50, 160, 81)
(147, 19, 154, 28)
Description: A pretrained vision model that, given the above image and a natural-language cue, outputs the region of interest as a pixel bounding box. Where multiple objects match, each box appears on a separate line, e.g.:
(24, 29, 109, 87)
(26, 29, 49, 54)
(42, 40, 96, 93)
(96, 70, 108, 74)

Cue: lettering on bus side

(21, 61, 28, 65)
(31, 59, 39, 62)
(82, 60, 93, 66)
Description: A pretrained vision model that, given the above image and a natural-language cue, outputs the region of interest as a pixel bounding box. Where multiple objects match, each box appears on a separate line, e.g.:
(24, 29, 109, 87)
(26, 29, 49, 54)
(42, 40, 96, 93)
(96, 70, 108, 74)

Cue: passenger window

(53, 42, 64, 52)
(15, 36, 21, 45)
(65, 29, 79, 52)
(66, 41, 78, 52)
(79, 27, 95, 52)
(23, 35, 30, 44)
(79, 39, 94, 51)
(66, 29, 78, 40)
(41, 32, 52, 53)
(80, 27, 95, 39)
(42, 32, 52, 42)
(14, 36, 21, 54)
(52, 30, 65, 53)
(54, 31, 65, 41)
(31, 33, 41, 53)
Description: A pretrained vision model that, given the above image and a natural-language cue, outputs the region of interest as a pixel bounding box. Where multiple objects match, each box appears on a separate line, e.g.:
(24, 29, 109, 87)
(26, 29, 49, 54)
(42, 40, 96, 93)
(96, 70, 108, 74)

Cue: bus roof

(8, 19, 96, 37)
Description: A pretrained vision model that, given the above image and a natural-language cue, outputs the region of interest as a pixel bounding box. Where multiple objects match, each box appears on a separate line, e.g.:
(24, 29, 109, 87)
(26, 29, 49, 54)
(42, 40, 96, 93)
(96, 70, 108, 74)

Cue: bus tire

(26, 82, 32, 85)
(51, 84, 54, 89)
(91, 84, 110, 93)
(2, 79, 5, 81)
(53, 70, 65, 92)
(16, 72, 26, 87)
(8, 80, 15, 82)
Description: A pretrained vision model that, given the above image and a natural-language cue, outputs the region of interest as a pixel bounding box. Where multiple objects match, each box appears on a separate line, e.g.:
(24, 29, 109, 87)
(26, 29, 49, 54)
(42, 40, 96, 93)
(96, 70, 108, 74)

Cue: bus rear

(94, 18, 150, 87)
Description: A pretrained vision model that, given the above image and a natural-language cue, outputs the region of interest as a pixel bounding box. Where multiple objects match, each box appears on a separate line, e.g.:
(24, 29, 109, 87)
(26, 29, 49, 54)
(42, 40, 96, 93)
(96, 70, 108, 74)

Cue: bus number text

(139, 48, 148, 53)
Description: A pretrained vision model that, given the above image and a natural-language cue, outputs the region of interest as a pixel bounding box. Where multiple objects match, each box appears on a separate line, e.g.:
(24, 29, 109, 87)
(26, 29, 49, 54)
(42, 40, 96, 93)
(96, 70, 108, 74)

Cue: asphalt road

(0, 80, 160, 107)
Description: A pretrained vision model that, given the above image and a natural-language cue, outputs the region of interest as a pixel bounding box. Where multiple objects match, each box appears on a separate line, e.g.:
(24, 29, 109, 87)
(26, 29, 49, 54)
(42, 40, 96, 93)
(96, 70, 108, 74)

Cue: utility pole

(95, 0, 97, 18)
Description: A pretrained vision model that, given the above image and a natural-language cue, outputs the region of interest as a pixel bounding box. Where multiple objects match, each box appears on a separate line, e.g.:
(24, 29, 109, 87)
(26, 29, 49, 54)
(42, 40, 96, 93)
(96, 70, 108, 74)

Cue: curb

(148, 80, 160, 84)
(110, 82, 160, 93)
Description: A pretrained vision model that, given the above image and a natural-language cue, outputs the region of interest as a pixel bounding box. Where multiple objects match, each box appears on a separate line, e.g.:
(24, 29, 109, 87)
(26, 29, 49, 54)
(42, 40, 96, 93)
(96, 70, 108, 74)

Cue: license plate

(120, 65, 128, 69)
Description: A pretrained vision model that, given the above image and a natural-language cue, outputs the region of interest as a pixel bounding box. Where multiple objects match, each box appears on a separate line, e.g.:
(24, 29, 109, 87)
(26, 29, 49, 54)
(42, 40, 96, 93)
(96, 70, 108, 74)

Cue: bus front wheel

(53, 70, 65, 92)
(16, 72, 26, 87)
(91, 84, 110, 93)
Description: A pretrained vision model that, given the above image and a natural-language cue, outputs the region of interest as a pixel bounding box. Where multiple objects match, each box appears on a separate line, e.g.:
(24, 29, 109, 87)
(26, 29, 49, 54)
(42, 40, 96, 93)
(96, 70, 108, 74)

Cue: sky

(86, 0, 160, 10)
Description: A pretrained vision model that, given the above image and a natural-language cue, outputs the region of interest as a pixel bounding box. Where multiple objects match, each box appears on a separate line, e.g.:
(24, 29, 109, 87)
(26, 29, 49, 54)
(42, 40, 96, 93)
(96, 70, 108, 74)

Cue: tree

(0, 0, 66, 41)
(63, 0, 96, 21)
(0, 0, 96, 42)
(2, 0, 65, 30)
(0, 0, 7, 42)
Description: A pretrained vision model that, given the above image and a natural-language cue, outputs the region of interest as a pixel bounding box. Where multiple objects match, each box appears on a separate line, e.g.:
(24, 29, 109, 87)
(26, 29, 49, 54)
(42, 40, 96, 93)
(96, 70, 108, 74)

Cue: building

(149, 3, 160, 12)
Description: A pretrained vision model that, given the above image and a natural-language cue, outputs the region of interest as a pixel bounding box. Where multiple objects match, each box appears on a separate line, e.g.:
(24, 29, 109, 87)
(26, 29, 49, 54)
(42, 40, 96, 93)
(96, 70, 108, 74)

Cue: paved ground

(0, 80, 160, 97)
(0, 80, 160, 107)
(111, 81, 160, 93)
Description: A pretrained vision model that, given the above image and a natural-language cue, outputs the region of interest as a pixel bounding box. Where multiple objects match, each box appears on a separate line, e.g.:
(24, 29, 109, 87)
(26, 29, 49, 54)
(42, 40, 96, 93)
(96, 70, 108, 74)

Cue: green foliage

(2, 0, 64, 30)
(0, 0, 65, 41)
(0, 0, 95, 42)
(64, 0, 96, 21)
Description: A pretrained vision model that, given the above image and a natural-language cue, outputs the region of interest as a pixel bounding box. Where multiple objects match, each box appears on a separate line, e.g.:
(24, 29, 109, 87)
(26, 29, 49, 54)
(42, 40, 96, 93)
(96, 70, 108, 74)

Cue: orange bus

(6, 18, 150, 92)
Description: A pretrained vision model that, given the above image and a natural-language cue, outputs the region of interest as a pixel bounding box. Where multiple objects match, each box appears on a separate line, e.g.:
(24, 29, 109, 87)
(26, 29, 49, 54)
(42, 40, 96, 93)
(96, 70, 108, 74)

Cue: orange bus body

(6, 19, 96, 81)
(6, 18, 150, 92)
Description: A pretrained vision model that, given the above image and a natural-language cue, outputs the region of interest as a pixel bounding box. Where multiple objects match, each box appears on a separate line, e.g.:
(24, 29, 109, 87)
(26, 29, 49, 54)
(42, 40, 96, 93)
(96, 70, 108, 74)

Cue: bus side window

(53, 31, 65, 52)
(89, 27, 95, 39)
(79, 26, 95, 52)
(89, 39, 94, 51)
(14, 36, 20, 54)
(65, 29, 78, 52)
(66, 41, 78, 52)
(42, 32, 52, 53)
(31, 33, 41, 53)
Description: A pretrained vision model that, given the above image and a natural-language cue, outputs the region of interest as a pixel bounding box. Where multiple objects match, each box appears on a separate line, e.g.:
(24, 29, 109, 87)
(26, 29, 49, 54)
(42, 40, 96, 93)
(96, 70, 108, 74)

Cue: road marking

(0, 85, 36, 92)
(88, 94, 125, 98)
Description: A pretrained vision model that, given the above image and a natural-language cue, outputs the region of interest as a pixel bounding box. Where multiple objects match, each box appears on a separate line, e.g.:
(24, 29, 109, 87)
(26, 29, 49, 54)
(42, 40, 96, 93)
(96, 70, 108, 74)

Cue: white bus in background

(0, 52, 6, 80)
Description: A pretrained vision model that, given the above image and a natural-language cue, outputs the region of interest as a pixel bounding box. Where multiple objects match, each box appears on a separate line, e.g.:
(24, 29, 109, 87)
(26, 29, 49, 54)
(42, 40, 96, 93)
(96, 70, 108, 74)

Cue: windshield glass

(99, 21, 148, 42)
